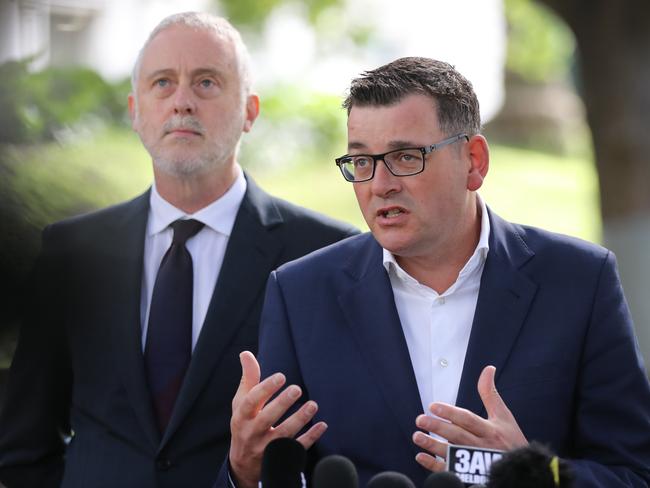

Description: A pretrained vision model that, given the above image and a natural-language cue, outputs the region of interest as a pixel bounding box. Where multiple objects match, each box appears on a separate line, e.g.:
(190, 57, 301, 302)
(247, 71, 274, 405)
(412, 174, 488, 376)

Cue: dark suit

(257, 210, 650, 488)
(0, 175, 357, 488)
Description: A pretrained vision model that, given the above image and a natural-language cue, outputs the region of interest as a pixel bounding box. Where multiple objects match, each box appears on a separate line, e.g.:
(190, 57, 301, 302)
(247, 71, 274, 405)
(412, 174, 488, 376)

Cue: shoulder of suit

(276, 232, 374, 273)
(242, 177, 359, 237)
(497, 214, 612, 270)
(270, 194, 358, 233)
(41, 191, 149, 248)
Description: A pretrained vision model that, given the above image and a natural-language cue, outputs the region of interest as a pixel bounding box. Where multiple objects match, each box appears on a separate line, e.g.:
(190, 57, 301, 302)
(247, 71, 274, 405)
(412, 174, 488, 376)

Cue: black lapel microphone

(260, 437, 306, 488)
(366, 471, 416, 487)
(486, 442, 574, 488)
(423, 471, 464, 487)
(312, 454, 358, 488)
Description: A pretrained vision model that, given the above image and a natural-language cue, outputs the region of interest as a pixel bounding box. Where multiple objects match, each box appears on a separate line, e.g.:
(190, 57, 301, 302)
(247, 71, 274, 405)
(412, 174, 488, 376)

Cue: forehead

(138, 25, 238, 78)
(347, 94, 441, 147)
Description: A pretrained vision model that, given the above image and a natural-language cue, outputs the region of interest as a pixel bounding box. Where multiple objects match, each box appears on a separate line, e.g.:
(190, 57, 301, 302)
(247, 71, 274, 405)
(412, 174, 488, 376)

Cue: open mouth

(378, 207, 405, 218)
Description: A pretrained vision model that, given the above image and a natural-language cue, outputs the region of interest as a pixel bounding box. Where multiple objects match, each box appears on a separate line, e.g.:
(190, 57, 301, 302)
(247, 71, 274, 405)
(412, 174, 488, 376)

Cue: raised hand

(228, 351, 327, 487)
(412, 365, 528, 472)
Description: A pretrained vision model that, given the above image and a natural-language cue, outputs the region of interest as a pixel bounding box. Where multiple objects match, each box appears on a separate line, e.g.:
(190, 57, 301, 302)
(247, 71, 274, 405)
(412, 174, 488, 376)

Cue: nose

(173, 84, 196, 115)
(370, 159, 401, 198)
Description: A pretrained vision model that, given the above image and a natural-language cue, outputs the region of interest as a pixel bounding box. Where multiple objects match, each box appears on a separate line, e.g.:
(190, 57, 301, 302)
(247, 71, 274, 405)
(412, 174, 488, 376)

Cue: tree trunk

(537, 0, 650, 370)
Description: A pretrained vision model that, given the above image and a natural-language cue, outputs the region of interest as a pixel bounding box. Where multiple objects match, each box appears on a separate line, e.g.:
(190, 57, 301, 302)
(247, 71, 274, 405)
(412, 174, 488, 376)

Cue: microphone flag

(446, 444, 504, 486)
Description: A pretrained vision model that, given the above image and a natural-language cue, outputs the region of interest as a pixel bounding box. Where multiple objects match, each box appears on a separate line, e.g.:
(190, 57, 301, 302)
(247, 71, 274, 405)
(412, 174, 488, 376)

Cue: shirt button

(438, 297, 446, 305)
(439, 358, 449, 368)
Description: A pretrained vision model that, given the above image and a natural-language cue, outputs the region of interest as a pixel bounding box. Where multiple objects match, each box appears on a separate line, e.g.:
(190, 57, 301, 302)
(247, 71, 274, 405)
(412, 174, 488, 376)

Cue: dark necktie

(145, 218, 204, 433)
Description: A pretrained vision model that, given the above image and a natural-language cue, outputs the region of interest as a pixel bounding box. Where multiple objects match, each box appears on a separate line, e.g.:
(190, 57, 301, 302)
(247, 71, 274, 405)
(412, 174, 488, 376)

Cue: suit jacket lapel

(163, 177, 284, 445)
(338, 236, 424, 458)
(456, 210, 537, 415)
(109, 190, 161, 449)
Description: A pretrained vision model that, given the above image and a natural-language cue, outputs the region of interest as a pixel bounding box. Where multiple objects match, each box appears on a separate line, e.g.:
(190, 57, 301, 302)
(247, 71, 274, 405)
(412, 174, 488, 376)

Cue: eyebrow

(145, 67, 223, 82)
(347, 139, 421, 152)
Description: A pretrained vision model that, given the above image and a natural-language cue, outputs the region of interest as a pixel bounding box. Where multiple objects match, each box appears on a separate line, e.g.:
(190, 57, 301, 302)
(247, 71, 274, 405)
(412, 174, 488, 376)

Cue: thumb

(477, 365, 508, 420)
(238, 350, 261, 394)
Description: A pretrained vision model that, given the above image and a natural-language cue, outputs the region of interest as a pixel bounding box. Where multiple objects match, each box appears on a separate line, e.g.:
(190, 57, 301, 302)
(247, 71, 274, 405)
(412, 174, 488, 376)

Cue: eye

(352, 156, 372, 168)
(199, 78, 215, 89)
(398, 152, 418, 162)
(154, 78, 170, 88)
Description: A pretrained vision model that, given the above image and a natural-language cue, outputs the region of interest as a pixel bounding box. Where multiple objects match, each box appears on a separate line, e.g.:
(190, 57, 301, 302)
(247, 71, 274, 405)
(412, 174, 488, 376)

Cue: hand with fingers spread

(228, 351, 327, 488)
(412, 365, 528, 472)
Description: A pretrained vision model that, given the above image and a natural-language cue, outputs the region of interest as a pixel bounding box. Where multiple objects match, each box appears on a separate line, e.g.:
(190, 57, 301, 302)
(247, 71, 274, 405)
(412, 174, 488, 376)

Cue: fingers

(477, 365, 505, 419)
(418, 366, 528, 451)
(240, 351, 261, 391)
(412, 430, 447, 458)
(232, 351, 264, 412)
(415, 451, 446, 472)
(256, 385, 309, 433)
(296, 421, 328, 449)
(417, 412, 484, 447)
(235, 371, 286, 420)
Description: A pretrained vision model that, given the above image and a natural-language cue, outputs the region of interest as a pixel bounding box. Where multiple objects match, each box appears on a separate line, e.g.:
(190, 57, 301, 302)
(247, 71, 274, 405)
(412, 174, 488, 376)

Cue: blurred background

(1, 0, 648, 394)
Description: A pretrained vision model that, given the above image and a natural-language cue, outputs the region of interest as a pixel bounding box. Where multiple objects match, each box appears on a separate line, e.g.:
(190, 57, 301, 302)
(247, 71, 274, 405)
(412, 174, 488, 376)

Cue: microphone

(260, 437, 306, 488)
(366, 471, 416, 487)
(312, 454, 358, 488)
(486, 442, 574, 488)
(423, 471, 464, 487)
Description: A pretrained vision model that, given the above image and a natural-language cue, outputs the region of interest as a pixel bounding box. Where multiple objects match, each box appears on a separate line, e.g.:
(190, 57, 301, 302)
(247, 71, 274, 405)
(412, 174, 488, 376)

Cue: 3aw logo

(446, 444, 504, 486)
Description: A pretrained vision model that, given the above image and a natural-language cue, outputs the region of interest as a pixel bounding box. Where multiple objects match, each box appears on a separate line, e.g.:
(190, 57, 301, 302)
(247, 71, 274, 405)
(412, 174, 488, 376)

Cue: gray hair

(131, 12, 252, 96)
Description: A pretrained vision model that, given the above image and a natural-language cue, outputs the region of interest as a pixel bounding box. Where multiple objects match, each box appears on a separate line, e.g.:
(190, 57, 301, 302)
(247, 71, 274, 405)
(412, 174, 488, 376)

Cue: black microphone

(486, 442, 574, 488)
(260, 437, 306, 488)
(312, 454, 358, 488)
(423, 471, 464, 487)
(366, 471, 416, 487)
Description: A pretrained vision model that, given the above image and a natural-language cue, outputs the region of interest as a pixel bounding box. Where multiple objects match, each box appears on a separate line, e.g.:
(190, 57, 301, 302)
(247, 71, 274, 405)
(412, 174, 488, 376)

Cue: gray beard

(147, 137, 241, 178)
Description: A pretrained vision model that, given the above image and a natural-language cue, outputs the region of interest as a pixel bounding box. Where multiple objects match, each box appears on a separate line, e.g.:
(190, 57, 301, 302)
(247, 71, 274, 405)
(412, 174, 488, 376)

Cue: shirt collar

(382, 194, 491, 287)
(148, 166, 247, 237)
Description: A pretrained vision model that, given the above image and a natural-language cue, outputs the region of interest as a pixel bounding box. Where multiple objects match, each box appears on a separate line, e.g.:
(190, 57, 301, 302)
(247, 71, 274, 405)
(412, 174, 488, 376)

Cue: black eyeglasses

(335, 133, 469, 182)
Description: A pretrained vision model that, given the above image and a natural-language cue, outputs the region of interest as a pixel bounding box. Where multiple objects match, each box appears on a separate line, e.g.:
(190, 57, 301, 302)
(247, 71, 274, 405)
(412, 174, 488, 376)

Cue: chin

(154, 157, 214, 178)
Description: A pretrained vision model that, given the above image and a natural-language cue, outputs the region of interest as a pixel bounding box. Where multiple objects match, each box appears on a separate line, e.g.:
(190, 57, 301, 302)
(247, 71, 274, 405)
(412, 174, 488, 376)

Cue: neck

(153, 163, 239, 214)
(396, 199, 482, 294)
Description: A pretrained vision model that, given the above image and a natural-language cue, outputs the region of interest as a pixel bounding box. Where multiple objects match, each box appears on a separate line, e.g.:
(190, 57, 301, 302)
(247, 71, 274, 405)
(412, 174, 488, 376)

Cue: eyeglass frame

(334, 133, 469, 182)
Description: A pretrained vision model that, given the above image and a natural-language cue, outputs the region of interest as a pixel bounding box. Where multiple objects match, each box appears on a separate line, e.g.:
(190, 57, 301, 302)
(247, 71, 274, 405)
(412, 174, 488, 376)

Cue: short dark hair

(343, 57, 481, 136)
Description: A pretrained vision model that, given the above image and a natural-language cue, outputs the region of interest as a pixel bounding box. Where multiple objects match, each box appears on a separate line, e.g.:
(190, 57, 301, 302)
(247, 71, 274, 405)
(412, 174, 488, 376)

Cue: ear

(242, 93, 260, 133)
(466, 134, 489, 191)
(127, 93, 137, 130)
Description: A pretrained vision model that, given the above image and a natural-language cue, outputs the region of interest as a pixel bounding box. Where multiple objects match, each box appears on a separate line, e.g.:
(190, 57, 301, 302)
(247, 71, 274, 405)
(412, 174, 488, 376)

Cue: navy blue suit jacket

(257, 210, 650, 487)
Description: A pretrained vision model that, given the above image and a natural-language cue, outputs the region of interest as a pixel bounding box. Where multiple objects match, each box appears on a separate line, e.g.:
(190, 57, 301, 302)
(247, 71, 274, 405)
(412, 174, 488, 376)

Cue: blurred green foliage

(219, 0, 343, 28)
(0, 60, 129, 144)
(505, 0, 575, 81)
(239, 83, 347, 171)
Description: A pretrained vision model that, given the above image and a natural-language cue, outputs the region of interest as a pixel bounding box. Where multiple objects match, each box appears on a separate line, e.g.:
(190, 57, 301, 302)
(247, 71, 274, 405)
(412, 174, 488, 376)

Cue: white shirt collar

(382, 194, 491, 290)
(148, 166, 247, 237)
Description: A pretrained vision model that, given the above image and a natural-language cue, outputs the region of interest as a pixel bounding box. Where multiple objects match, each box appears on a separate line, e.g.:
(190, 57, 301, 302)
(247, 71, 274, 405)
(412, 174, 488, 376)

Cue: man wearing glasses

(225, 57, 650, 487)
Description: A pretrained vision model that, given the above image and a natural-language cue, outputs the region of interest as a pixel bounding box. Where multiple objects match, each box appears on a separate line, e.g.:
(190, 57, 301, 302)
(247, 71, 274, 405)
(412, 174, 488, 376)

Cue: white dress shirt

(383, 196, 490, 429)
(140, 167, 247, 352)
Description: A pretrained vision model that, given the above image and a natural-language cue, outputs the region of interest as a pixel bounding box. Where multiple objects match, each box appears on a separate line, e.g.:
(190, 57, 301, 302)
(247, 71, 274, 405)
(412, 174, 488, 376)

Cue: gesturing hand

(228, 351, 327, 488)
(412, 365, 528, 472)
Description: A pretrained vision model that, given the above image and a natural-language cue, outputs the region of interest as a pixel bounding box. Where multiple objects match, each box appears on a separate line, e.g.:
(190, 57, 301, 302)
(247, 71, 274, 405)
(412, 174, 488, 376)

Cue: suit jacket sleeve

(565, 251, 650, 487)
(0, 225, 72, 488)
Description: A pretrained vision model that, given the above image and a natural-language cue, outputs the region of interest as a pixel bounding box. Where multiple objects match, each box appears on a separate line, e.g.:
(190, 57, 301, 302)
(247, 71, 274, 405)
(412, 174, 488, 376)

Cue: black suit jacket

(0, 175, 358, 488)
